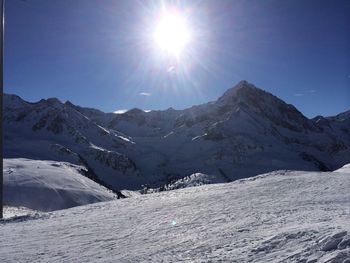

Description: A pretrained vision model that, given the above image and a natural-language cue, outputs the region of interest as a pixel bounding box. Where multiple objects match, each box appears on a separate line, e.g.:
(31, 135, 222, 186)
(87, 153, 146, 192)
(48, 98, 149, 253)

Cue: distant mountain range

(4, 80, 350, 190)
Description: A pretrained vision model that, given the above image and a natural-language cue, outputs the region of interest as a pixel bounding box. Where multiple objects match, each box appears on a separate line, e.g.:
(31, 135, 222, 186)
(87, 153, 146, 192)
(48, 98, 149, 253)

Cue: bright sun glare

(154, 12, 190, 56)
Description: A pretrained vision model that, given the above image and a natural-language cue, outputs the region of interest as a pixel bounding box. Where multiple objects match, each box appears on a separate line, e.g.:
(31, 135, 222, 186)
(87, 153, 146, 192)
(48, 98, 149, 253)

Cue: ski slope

(1, 167, 349, 262)
(3, 158, 115, 211)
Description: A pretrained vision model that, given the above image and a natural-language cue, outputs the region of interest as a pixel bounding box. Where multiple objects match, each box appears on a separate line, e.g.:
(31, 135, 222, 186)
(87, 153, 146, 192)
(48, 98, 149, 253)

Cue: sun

(154, 12, 191, 56)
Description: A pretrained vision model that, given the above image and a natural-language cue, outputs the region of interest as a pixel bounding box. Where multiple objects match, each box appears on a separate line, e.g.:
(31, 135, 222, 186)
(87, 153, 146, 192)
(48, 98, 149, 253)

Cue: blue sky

(4, 0, 350, 117)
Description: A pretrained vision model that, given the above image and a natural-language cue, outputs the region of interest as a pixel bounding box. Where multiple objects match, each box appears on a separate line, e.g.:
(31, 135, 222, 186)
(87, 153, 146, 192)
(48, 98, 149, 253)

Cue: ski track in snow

(1, 169, 350, 262)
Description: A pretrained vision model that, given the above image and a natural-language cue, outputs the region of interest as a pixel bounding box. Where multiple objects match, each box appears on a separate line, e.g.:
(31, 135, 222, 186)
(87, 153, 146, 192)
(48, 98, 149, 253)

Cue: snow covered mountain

(4, 80, 350, 190)
(1, 167, 349, 262)
(4, 94, 142, 190)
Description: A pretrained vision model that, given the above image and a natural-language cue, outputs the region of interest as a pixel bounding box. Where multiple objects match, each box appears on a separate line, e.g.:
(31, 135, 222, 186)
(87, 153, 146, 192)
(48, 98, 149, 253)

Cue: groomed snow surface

(1, 166, 350, 262)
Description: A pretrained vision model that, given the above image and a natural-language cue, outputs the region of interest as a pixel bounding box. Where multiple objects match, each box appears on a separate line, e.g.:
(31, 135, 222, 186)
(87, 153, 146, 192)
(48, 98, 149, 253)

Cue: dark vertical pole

(0, 0, 4, 219)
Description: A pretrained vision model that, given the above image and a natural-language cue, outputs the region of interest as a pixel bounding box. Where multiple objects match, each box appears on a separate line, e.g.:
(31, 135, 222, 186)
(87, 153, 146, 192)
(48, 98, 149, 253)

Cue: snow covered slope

(1, 168, 349, 262)
(3, 158, 115, 211)
(335, 163, 350, 173)
(4, 81, 350, 189)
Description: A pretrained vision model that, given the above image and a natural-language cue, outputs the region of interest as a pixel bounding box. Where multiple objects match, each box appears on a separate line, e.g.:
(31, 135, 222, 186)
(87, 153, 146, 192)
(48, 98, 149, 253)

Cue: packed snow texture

(3, 158, 115, 211)
(1, 168, 349, 262)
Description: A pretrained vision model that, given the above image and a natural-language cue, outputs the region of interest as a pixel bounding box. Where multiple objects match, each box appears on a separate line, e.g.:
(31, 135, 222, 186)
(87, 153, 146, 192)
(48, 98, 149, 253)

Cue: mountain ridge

(4, 81, 350, 190)
(5, 81, 349, 120)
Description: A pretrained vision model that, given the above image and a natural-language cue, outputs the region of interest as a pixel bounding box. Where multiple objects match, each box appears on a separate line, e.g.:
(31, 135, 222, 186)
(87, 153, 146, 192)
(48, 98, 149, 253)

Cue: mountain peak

(326, 110, 350, 122)
(227, 80, 257, 93)
(46, 97, 61, 105)
(4, 93, 29, 108)
(64, 100, 75, 107)
(216, 80, 267, 106)
(215, 81, 318, 132)
(125, 108, 144, 115)
(236, 79, 254, 88)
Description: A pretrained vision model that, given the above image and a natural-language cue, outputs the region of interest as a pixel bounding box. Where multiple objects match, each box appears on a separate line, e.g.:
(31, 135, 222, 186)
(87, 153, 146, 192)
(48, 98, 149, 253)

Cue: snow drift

(3, 158, 115, 211)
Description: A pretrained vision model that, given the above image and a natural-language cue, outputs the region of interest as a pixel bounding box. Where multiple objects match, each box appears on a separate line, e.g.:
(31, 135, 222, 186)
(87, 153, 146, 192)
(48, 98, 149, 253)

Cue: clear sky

(4, 0, 350, 117)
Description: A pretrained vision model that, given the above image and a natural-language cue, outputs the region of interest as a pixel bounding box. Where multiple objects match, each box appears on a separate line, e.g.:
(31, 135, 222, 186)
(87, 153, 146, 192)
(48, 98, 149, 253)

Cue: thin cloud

(167, 66, 176, 74)
(114, 109, 128, 114)
(139, 92, 151, 96)
(293, 89, 316, 97)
